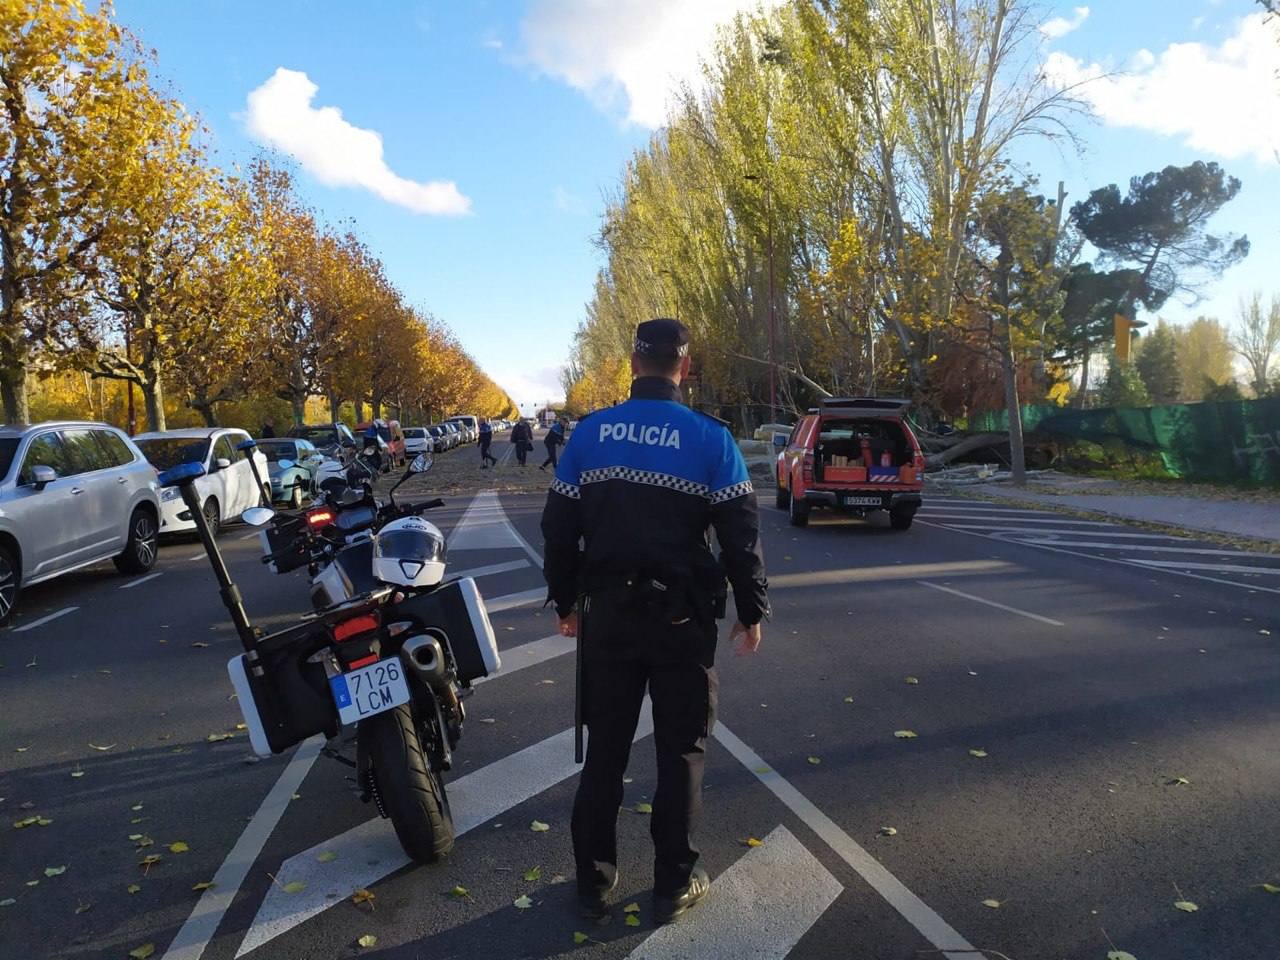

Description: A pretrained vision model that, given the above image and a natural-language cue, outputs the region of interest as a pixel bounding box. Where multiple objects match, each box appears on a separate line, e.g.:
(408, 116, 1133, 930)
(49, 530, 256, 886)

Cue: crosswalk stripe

(625, 826, 842, 960)
(448, 558, 530, 580)
(447, 489, 526, 551)
(235, 710, 655, 957)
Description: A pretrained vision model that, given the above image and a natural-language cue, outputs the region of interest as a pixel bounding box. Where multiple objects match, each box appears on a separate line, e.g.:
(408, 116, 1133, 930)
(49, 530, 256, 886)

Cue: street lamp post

(744, 174, 777, 426)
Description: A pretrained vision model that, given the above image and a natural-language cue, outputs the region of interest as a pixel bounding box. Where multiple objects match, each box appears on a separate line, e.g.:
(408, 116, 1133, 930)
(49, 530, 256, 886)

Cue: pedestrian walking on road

(540, 318, 768, 925)
(511, 418, 533, 467)
(539, 419, 566, 470)
(478, 418, 498, 468)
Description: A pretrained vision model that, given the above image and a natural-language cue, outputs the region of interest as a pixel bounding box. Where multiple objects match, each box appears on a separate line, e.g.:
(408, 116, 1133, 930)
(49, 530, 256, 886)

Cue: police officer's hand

(558, 611, 578, 638)
(729, 620, 761, 656)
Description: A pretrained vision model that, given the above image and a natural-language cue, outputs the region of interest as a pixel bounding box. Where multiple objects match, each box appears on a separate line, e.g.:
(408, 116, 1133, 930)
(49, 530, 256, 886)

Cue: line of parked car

(0, 413, 513, 626)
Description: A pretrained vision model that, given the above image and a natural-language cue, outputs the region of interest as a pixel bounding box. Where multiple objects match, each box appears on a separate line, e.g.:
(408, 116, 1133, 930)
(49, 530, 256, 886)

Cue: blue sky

(114, 1, 1279, 405)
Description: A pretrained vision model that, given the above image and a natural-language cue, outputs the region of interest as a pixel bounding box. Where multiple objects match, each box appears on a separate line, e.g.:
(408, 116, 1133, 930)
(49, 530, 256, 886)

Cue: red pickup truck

(775, 398, 925, 529)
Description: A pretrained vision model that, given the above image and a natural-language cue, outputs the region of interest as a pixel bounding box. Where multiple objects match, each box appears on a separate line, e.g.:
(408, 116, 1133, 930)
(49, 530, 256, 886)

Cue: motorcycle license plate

(842, 495, 883, 507)
(329, 658, 410, 726)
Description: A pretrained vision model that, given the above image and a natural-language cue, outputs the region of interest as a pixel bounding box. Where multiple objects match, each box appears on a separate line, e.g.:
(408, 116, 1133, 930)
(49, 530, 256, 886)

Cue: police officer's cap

(633, 318, 690, 359)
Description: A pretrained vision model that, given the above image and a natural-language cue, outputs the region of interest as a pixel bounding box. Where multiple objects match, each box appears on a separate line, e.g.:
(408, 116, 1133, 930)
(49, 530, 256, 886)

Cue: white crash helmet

(372, 516, 447, 588)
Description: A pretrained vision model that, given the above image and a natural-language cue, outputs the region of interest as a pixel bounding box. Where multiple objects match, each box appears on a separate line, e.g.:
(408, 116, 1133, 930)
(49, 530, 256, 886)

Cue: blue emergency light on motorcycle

(157, 461, 207, 488)
(235, 438, 257, 451)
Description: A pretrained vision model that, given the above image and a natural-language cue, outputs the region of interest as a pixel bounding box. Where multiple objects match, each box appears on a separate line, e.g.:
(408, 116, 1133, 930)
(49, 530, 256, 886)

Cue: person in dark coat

(260, 417, 276, 439)
(478, 418, 498, 468)
(540, 419, 566, 471)
(511, 419, 533, 467)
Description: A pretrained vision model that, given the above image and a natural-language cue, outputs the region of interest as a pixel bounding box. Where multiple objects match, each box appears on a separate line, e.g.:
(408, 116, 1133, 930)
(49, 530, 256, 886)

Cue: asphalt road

(3, 440, 1279, 960)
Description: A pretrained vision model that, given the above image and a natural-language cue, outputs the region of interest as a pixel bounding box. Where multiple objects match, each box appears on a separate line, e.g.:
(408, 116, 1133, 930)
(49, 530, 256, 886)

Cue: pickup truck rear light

(802, 454, 814, 483)
(913, 452, 926, 476)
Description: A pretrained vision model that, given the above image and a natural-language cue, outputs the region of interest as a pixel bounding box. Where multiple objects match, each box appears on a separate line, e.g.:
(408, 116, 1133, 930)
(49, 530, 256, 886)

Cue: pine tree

(1134, 321, 1182, 403)
(1100, 353, 1151, 408)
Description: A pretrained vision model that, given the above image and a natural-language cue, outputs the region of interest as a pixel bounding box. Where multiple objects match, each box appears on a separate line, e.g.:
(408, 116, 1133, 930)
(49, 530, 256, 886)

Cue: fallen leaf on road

(88, 743, 116, 752)
(622, 777, 633, 784)
(573, 931, 591, 945)
(282, 881, 305, 894)
(1106, 952, 1138, 960)
(625, 914, 641, 927)
(128, 944, 156, 960)
(523, 866, 541, 882)
(530, 820, 550, 832)
(75, 901, 93, 914)
(969, 749, 988, 758)
(128, 833, 144, 841)
(904, 676, 919, 685)
(634, 802, 653, 814)
(316, 851, 337, 863)
(741, 837, 763, 848)
(190, 642, 210, 648)
(894, 730, 918, 739)
(623, 902, 641, 913)
(807, 756, 822, 765)
(1173, 900, 1198, 912)
(1166, 776, 1190, 786)
(843, 696, 854, 703)
(131, 804, 143, 811)
(192, 881, 214, 891)
(357, 934, 377, 948)
(0, 898, 15, 907)
(479, 718, 496, 724)
(206, 733, 233, 743)
(1258, 883, 1280, 894)
(981, 898, 1001, 908)
(44, 866, 66, 877)
(879, 826, 898, 836)
(127, 884, 141, 894)
(135, 837, 154, 848)
(513, 894, 534, 909)
(70, 770, 84, 778)
(1260, 629, 1271, 636)
(139, 855, 162, 871)
(352, 888, 375, 907)
(169, 842, 189, 854)
(450, 885, 470, 898)
(25, 880, 38, 887)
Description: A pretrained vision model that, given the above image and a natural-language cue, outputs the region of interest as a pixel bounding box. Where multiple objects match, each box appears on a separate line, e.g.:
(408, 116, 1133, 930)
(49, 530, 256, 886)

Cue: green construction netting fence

(968, 398, 1280, 484)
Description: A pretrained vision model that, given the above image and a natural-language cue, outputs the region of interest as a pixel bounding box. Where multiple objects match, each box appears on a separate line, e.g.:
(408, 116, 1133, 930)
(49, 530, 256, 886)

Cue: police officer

(541, 318, 769, 924)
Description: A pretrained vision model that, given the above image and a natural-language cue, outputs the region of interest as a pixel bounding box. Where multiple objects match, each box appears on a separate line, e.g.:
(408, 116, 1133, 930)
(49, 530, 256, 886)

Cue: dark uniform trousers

(572, 596, 718, 898)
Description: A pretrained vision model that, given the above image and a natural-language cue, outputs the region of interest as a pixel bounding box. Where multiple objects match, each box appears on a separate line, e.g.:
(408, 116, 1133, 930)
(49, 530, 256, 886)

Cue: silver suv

(0, 421, 160, 626)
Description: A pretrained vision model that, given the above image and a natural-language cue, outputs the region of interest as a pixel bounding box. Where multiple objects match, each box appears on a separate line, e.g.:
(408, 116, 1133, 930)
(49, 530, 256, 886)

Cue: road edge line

(917, 580, 1064, 626)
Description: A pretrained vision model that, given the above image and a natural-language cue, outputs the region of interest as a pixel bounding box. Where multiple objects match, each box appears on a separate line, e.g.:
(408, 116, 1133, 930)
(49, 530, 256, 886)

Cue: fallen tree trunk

(923, 432, 1007, 469)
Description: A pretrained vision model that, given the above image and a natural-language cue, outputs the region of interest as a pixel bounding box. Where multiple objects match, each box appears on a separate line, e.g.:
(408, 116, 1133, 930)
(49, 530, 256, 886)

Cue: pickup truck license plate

(329, 658, 410, 725)
(842, 495, 883, 507)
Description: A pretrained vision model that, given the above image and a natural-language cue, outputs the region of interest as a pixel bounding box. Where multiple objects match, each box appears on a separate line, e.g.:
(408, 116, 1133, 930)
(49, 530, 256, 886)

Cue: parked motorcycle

(157, 452, 501, 863)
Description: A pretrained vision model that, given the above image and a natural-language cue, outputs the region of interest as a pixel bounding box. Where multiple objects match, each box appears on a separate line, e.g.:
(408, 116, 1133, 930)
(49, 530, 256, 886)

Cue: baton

(574, 594, 586, 763)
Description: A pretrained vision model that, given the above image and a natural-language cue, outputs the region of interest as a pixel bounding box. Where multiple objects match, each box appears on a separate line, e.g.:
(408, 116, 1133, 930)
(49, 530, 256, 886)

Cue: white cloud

(521, 0, 783, 128)
(243, 67, 471, 215)
(482, 37, 504, 50)
(1043, 13, 1280, 164)
(1040, 6, 1090, 40)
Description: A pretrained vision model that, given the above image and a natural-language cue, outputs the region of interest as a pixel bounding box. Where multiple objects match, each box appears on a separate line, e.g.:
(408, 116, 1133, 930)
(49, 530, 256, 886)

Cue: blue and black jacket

(540, 377, 768, 626)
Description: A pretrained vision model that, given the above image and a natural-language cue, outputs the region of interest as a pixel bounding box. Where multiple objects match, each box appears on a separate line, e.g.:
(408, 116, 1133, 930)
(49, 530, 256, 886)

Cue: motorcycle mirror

(242, 506, 276, 527)
(158, 461, 206, 488)
(409, 453, 433, 473)
(278, 459, 294, 469)
(213, 457, 232, 471)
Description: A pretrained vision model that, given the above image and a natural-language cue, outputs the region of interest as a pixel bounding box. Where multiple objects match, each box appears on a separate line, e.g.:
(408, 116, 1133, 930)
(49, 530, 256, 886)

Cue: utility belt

(581, 566, 727, 627)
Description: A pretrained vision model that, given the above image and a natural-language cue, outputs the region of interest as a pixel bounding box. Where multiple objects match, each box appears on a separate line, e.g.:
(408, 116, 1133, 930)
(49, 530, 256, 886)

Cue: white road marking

(947, 526, 1187, 539)
(13, 606, 78, 632)
(239, 531, 261, 541)
(120, 571, 164, 590)
(161, 738, 323, 960)
(188, 551, 210, 561)
(769, 559, 1013, 590)
(626, 826, 841, 960)
(477, 633, 575, 680)
(917, 580, 1064, 626)
(447, 490, 526, 551)
(921, 515, 1115, 527)
(1130, 559, 1280, 576)
(1016, 539, 1267, 557)
(482, 586, 546, 612)
(448, 558, 530, 580)
(712, 723, 977, 960)
(916, 519, 1280, 596)
(236, 709, 656, 957)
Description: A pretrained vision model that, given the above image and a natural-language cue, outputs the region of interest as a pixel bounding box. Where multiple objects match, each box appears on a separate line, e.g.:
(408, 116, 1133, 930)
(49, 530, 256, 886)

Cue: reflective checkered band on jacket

(550, 478, 581, 499)
(579, 465, 709, 498)
(709, 479, 754, 504)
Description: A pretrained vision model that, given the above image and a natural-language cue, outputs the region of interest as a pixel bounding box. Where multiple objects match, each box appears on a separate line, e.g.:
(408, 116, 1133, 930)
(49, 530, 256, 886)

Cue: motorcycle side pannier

(259, 514, 310, 574)
(400, 576, 501, 683)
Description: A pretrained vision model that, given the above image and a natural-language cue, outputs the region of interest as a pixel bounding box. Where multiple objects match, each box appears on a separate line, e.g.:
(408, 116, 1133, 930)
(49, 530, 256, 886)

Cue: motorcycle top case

(399, 576, 500, 683)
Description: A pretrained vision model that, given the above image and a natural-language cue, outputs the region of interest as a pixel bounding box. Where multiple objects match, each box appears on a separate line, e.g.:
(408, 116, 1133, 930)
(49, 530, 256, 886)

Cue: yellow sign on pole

(1114, 314, 1133, 362)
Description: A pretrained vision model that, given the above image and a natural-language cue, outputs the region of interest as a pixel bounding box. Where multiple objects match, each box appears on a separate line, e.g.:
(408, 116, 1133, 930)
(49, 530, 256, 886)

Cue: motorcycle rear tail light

(802, 454, 814, 483)
(306, 507, 335, 528)
(333, 613, 379, 643)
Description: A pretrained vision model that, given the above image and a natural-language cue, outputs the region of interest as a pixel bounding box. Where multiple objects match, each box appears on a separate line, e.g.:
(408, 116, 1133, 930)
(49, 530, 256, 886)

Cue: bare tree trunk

(328, 394, 341, 422)
(1, 367, 28, 424)
(1075, 339, 1091, 408)
(290, 395, 305, 426)
(354, 400, 365, 423)
(192, 402, 218, 427)
(142, 372, 166, 432)
(1001, 335, 1026, 486)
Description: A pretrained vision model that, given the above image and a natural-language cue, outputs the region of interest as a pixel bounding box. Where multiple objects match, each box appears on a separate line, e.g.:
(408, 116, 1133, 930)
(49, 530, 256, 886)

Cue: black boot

(577, 871, 619, 921)
(653, 867, 710, 924)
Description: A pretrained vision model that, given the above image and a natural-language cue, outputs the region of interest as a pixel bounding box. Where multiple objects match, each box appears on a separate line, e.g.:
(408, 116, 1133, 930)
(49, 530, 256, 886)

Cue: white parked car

(402, 426, 433, 457)
(0, 421, 160, 626)
(134, 428, 269, 537)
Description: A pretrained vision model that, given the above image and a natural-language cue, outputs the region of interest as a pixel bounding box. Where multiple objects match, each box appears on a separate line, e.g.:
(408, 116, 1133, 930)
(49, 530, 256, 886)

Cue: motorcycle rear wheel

(363, 703, 454, 863)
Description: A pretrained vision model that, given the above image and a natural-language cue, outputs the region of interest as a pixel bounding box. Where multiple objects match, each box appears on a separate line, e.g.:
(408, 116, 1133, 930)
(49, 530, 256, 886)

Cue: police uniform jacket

(540, 377, 768, 634)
